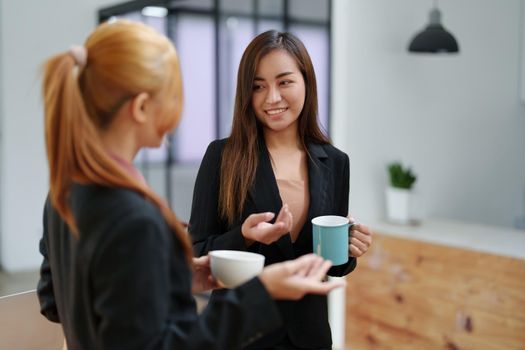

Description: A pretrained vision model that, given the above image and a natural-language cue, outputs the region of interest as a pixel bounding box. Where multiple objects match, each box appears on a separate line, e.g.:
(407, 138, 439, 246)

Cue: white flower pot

(385, 187, 413, 224)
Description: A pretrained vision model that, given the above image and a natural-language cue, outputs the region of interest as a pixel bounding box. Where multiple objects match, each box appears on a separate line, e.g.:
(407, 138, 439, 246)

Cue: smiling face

(251, 49, 306, 134)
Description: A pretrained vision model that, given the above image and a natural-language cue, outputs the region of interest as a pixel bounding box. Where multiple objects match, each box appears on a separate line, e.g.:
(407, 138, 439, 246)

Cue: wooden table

(344, 220, 525, 349)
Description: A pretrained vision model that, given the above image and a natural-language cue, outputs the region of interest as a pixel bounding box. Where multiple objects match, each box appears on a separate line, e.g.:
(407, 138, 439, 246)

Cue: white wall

(521, 1, 525, 102)
(0, 0, 4, 261)
(332, 0, 525, 228)
(1, 0, 524, 271)
(0, 0, 116, 272)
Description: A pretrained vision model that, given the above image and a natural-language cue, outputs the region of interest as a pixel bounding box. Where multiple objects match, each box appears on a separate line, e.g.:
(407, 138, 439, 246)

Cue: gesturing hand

(241, 204, 293, 245)
(259, 254, 346, 300)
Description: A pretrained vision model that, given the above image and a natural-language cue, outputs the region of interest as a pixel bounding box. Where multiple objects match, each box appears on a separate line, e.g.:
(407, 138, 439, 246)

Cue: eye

(252, 84, 264, 91)
(280, 80, 293, 86)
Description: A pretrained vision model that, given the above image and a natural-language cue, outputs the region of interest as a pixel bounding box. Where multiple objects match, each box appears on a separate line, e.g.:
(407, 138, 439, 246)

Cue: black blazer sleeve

(91, 212, 281, 350)
(36, 198, 60, 323)
(189, 140, 247, 256)
(328, 152, 357, 277)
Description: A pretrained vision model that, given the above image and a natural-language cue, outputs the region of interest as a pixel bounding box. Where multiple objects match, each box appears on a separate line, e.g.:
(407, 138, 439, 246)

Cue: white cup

(209, 250, 265, 288)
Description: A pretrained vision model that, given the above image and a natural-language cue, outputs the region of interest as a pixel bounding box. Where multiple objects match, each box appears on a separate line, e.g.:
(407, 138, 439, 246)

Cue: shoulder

(205, 138, 228, 155)
(70, 185, 175, 266)
(72, 184, 160, 217)
(310, 142, 349, 164)
(324, 143, 348, 161)
(71, 184, 166, 237)
(200, 138, 229, 168)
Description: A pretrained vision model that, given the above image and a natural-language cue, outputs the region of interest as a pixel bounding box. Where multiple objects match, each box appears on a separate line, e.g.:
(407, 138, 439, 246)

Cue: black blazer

(189, 138, 356, 349)
(37, 184, 282, 350)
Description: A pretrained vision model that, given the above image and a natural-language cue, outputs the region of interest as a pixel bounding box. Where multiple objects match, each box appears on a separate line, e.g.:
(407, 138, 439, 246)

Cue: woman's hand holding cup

(191, 255, 222, 293)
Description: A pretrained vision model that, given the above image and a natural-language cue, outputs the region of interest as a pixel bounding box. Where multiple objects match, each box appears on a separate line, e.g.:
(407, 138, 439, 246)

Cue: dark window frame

(97, 0, 332, 208)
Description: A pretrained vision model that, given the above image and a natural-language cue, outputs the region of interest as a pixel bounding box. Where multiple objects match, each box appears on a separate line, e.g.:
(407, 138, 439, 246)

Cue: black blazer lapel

(248, 141, 295, 260)
(305, 143, 330, 224)
(292, 142, 331, 252)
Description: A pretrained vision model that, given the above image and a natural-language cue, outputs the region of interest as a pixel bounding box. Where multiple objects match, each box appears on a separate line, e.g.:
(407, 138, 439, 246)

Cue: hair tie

(68, 45, 87, 68)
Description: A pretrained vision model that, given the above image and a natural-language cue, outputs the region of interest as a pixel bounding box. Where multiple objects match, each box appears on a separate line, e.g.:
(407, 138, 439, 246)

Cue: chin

(265, 125, 291, 133)
(265, 119, 295, 130)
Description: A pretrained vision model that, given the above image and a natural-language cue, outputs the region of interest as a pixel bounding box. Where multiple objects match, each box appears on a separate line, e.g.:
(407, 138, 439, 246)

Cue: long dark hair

(219, 30, 329, 225)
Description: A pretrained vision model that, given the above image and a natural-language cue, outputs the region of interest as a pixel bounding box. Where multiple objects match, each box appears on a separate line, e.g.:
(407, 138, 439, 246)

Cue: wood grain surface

(345, 232, 525, 350)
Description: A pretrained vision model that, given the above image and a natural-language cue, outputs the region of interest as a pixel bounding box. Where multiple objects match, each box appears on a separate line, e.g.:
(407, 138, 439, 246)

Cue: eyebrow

(254, 71, 295, 81)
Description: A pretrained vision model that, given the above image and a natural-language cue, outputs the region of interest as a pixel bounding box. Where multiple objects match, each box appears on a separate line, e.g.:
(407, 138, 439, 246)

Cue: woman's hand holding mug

(347, 215, 373, 258)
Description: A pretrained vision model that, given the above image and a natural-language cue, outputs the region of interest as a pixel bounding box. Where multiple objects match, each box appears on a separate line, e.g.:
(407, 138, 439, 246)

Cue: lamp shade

(408, 7, 459, 53)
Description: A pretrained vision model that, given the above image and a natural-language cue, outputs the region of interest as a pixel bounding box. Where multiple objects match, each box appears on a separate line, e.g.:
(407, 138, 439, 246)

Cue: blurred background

(0, 0, 524, 349)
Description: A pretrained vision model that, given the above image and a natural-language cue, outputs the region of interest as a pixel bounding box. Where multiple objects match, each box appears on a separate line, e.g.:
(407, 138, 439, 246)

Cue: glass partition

(98, 0, 332, 208)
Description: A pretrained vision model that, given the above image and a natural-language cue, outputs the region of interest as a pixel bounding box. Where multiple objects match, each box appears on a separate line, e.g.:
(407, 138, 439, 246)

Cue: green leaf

(387, 162, 417, 189)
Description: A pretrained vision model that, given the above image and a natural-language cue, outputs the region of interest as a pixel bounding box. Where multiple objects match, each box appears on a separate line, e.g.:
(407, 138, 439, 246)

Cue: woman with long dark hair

(189, 30, 373, 349)
(37, 21, 345, 350)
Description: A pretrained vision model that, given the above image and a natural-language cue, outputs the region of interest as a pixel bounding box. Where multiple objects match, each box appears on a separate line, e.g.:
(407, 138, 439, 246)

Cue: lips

(265, 107, 288, 116)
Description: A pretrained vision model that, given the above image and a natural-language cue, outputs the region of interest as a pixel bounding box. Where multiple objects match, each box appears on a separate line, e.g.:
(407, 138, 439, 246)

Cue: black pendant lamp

(408, 1, 459, 53)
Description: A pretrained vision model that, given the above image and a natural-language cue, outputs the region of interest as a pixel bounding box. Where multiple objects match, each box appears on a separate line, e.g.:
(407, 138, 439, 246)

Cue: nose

(265, 85, 282, 104)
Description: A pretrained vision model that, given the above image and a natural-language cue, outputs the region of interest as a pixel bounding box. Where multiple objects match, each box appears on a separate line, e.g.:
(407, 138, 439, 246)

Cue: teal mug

(312, 215, 350, 265)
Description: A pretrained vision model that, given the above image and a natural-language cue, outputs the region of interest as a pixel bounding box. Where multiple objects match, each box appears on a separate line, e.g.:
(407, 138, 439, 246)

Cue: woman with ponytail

(37, 20, 344, 350)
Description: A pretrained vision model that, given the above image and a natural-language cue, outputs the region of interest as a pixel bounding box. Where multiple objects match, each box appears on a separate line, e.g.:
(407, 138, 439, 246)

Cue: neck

(99, 126, 138, 163)
(263, 123, 302, 151)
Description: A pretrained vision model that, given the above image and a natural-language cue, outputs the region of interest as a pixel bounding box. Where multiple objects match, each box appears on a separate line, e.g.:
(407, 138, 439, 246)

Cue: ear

(130, 92, 151, 124)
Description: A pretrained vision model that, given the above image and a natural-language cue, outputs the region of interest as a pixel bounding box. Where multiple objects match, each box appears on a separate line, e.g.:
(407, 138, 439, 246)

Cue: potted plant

(386, 162, 417, 224)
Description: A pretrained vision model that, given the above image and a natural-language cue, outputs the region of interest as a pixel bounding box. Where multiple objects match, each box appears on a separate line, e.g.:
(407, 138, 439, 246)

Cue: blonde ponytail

(42, 20, 192, 260)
